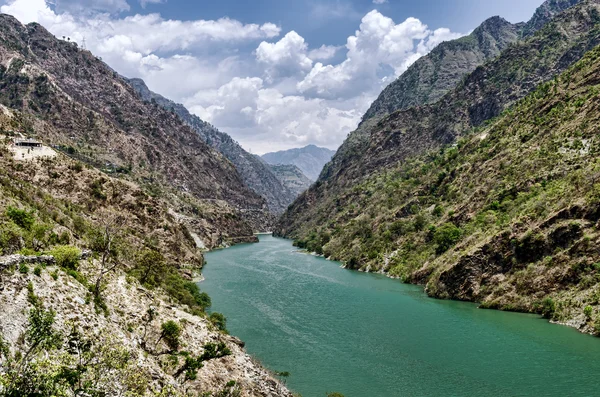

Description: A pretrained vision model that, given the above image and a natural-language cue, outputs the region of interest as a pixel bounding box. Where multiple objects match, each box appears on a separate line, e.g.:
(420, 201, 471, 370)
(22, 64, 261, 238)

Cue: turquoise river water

(201, 234, 600, 397)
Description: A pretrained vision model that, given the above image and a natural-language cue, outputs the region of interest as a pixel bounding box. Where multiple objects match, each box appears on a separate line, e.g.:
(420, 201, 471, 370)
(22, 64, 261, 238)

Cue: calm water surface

(201, 235, 600, 397)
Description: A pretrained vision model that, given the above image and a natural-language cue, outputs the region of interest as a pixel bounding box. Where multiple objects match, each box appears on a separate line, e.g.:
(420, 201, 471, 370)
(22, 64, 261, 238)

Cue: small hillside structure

(14, 138, 42, 147)
(8, 137, 56, 160)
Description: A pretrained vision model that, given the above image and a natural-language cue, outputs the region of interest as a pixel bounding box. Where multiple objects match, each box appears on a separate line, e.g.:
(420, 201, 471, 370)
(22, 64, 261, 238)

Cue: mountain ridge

(128, 78, 297, 214)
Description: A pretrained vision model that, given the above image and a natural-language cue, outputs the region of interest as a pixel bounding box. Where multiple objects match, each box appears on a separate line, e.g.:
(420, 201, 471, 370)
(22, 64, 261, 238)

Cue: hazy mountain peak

(261, 146, 336, 181)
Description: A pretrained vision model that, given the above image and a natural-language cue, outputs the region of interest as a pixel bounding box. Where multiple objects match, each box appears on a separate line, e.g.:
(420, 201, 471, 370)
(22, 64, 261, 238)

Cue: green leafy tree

(5, 206, 35, 230)
(134, 248, 167, 287)
(433, 222, 462, 254)
(173, 342, 231, 380)
(209, 312, 227, 332)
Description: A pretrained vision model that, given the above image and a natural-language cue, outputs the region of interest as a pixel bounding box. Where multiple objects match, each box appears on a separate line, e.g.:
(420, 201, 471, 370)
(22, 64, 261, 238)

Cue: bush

(433, 223, 462, 254)
(33, 266, 42, 276)
(160, 320, 181, 351)
(0, 221, 23, 254)
(541, 297, 556, 319)
(584, 305, 593, 319)
(50, 245, 81, 270)
(19, 263, 29, 274)
(6, 206, 35, 230)
(209, 312, 227, 332)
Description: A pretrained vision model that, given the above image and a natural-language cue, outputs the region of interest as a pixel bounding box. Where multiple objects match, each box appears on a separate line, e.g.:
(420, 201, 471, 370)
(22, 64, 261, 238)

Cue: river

(201, 234, 600, 397)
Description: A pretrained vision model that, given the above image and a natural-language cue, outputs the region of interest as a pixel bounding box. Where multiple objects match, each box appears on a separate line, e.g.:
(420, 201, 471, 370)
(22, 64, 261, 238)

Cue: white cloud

(0, 0, 463, 153)
(297, 10, 463, 99)
(308, 45, 340, 61)
(256, 31, 313, 82)
(373, 0, 388, 4)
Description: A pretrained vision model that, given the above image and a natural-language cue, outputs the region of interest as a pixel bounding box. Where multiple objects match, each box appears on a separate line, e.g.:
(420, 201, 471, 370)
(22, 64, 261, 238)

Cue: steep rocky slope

(0, 111, 291, 395)
(268, 164, 313, 198)
(277, 0, 600, 334)
(128, 78, 296, 214)
(362, 0, 582, 122)
(261, 145, 335, 181)
(0, 14, 270, 233)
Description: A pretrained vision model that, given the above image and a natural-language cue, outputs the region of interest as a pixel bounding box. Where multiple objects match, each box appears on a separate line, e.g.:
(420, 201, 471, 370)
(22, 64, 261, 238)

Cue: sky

(0, 0, 544, 154)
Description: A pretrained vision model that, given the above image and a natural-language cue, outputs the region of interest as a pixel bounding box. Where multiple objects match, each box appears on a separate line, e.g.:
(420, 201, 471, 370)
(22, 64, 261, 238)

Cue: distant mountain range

(261, 145, 336, 181)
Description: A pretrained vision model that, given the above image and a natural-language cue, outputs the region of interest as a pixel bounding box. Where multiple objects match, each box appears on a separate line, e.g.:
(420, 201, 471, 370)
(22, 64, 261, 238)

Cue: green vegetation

(50, 245, 81, 269)
(159, 320, 182, 352)
(5, 206, 34, 230)
(209, 312, 227, 332)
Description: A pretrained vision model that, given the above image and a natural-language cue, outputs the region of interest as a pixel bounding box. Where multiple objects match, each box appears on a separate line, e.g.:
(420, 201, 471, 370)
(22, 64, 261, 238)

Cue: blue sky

(2, 0, 544, 153)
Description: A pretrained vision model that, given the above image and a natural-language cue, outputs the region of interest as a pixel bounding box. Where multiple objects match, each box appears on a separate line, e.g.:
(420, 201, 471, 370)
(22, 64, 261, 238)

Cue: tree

(134, 248, 167, 287)
(433, 222, 462, 254)
(173, 342, 231, 380)
(87, 210, 125, 305)
(0, 283, 62, 396)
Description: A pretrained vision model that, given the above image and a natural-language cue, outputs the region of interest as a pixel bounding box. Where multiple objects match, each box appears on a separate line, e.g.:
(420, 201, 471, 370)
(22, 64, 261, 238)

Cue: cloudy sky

(0, 0, 543, 154)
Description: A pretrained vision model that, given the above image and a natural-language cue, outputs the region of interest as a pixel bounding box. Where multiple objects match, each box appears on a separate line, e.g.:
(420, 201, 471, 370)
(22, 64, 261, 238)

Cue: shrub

(19, 263, 29, 274)
(0, 221, 23, 254)
(6, 206, 35, 230)
(50, 245, 81, 270)
(209, 312, 227, 332)
(160, 320, 181, 351)
(584, 305, 593, 319)
(33, 266, 42, 276)
(541, 297, 556, 319)
(433, 223, 462, 254)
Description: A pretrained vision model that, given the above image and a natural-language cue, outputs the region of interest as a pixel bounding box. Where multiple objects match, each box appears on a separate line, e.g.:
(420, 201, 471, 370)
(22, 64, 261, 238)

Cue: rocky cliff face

(128, 78, 296, 215)
(261, 145, 335, 181)
(0, 14, 270, 233)
(362, 16, 520, 122)
(520, 0, 582, 36)
(276, 0, 600, 334)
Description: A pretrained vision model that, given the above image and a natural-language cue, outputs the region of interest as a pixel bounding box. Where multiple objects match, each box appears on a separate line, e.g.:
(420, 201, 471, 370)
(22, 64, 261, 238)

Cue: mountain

(0, 107, 291, 395)
(0, 13, 271, 238)
(268, 164, 313, 197)
(362, 0, 582, 122)
(261, 145, 336, 181)
(128, 78, 297, 214)
(362, 16, 521, 122)
(276, 0, 600, 333)
(520, 0, 582, 36)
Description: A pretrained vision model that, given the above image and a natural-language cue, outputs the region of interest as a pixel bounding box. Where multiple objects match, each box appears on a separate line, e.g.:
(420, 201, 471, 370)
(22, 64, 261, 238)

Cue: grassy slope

(281, 40, 600, 335)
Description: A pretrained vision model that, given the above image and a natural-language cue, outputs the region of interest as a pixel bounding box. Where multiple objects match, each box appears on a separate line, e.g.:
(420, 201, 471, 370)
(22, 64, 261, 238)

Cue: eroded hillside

(0, 14, 270, 233)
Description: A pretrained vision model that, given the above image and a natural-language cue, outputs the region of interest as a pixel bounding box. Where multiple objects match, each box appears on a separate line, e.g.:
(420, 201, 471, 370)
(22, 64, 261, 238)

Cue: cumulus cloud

(308, 45, 340, 61)
(373, 0, 387, 4)
(0, 0, 463, 153)
(297, 10, 463, 99)
(256, 31, 313, 82)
